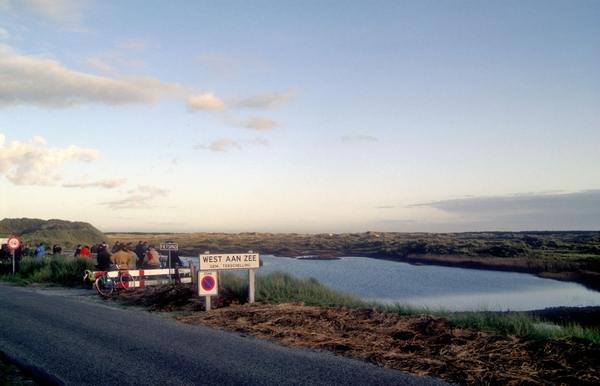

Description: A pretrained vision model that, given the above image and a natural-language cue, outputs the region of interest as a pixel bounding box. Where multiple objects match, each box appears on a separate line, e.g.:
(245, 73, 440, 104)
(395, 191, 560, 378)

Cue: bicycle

(92, 265, 139, 295)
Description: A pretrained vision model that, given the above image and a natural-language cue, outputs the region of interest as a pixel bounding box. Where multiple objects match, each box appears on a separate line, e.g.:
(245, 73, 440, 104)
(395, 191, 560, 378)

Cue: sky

(1, 0, 599, 234)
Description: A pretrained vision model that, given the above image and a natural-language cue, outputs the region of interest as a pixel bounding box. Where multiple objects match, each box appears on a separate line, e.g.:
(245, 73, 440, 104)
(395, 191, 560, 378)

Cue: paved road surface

(0, 282, 451, 385)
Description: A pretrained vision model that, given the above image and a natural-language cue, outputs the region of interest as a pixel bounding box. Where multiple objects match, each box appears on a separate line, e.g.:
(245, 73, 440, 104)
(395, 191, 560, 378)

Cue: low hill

(0, 218, 109, 250)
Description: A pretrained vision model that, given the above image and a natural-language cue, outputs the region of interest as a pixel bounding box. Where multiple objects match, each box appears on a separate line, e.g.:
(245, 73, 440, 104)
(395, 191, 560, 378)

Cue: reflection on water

(182, 255, 600, 311)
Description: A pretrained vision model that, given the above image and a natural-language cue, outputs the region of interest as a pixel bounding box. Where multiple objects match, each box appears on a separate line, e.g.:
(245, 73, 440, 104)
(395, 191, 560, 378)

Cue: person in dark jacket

(135, 241, 147, 269)
(168, 250, 184, 268)
(96, 245, 111, 271)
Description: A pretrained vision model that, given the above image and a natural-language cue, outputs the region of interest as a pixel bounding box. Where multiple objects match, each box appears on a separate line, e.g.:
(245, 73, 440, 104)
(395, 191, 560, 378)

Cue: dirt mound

(105, 284, 600, 385)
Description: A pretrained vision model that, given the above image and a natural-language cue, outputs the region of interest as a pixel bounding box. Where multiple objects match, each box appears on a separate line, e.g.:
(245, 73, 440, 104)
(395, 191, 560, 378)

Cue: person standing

(110, 244, 132, 270)
(80, 246, 92, 257)
(35, 243, 45, 258)
(22, 245, 32, 257)
(168, 250, 184, 268)
(126, 246, 138, 270)
(143, 245, 161, 269)
(135, 241, 146, 270)
(96, 245, 111, 271)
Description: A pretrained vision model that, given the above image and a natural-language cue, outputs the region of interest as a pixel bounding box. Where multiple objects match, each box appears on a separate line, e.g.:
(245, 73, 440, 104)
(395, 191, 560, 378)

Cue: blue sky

(1, 0, 599, 233)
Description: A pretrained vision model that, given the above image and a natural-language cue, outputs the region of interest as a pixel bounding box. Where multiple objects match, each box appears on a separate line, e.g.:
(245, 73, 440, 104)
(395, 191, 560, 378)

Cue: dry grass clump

(175, 302, 600, 386)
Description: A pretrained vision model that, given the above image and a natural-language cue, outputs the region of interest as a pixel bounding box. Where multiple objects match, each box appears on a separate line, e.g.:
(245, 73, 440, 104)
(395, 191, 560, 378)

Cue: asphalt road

(0, 282, 452, 386)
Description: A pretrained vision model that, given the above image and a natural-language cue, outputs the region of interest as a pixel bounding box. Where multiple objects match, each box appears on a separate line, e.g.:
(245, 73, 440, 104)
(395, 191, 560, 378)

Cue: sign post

(7, 236, 21, 275)
(199, 252, 260, 306)
(159, 243, 178, 281)
(198, 271, 218, 311)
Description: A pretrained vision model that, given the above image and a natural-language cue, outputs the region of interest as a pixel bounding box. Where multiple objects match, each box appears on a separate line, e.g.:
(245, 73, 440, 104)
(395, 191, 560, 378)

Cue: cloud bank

(101, 185, 170, 210)
(63, 178, 127, 189)
(412, 191, 600, 230)
(0, 47, 185, 108)
(0, 134, 102, 185)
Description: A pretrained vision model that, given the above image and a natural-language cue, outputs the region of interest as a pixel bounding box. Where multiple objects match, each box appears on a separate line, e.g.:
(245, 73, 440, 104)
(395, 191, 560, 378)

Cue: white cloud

(63, 178, 127, 189)
(232, 87, 301, 109)
(0, 134, 102, 185)
(238, 116, 278, 130)
(194, 138, 241, 152)
(187, 92, 226, 111)
(11, 0, 91, 30)
(193, 137, 269, 152)
(187, 87, 299, 112)
(85, 57, 115, 75)
(0, 28, 9, 39)
(186, 88, 298, 128)
(101, 185, 170, 210)
(0, 49, 185, 108)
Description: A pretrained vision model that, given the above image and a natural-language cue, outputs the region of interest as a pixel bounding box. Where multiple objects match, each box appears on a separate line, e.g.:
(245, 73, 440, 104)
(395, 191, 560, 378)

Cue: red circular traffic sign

(201, 275, 216, 291)
(7, 237, 21, 251)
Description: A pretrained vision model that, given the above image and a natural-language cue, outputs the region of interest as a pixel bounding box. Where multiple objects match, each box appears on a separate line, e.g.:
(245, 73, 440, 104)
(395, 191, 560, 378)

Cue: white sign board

(159, 243, 178, 251)
(199, 253, 260, 270)
(198, 271, 218, 295)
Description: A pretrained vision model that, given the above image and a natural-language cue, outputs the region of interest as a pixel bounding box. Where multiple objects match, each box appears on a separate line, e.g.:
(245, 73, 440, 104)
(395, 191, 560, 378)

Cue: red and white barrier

(93, 268, 193, 289)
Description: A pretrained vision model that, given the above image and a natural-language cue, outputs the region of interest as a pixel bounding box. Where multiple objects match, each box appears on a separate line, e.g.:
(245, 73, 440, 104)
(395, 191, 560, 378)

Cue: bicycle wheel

(119, 272, 138, 289)
(96, 275, 115, 295)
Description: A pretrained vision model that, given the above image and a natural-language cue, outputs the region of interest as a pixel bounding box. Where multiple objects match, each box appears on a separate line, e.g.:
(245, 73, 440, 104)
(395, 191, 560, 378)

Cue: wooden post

(174, 263, 181, 284)
(189, 261, 195, 283)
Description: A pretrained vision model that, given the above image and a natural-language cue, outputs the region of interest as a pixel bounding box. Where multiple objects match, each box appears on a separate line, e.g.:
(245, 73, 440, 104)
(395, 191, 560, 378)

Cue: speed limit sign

(7, 237, 21, 251)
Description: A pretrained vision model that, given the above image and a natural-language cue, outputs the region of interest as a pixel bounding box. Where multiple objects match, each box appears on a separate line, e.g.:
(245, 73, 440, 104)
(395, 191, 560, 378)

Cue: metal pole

(168, 250, 172, 281)
(248, 268, 255, 303)
(11, 250, 15, 275)
(205, 296, 211, 311)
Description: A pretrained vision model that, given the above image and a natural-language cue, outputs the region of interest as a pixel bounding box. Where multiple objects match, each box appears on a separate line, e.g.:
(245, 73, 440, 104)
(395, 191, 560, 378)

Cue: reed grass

(222, 271, 367, 308)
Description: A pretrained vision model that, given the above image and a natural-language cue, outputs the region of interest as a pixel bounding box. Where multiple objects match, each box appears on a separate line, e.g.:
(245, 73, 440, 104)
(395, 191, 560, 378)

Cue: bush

(0, 256, 96, 286)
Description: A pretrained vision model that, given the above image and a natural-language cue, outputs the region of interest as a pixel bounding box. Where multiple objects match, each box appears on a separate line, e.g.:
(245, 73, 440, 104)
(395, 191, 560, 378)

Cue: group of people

(0, 242, 58, 261)
(1, 239, 185, 272)
(94, 240, 184, 272)
(14, 243, 47, 259)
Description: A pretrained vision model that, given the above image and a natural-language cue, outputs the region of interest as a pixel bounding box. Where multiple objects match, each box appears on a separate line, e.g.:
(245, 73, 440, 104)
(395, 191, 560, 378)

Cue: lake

(181, 254, 600, 311)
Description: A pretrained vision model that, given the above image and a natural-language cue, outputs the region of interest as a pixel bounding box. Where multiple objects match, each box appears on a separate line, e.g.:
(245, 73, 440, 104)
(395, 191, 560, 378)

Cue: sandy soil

(106, 284, 600, 386)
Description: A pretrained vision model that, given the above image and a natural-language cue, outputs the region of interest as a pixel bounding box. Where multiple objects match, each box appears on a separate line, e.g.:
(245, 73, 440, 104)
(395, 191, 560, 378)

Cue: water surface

(183, 255, 600, 311)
